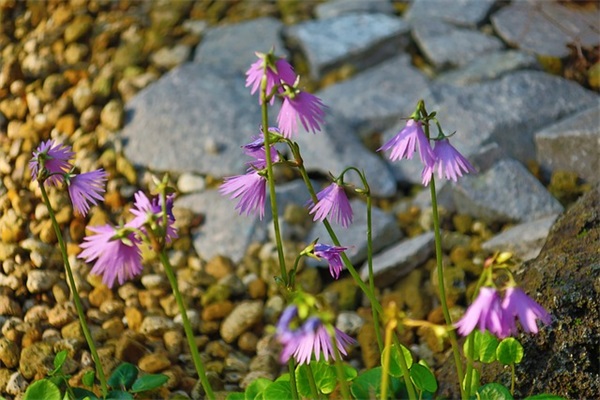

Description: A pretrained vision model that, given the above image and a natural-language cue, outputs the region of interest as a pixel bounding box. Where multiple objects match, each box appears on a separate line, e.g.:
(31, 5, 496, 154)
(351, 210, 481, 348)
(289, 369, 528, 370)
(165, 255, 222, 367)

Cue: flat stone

(317, 55, 432, 138)
(482, 214, 560, 261)
(121, 63, 259, 178)
(220, 300, 263, 344)
(193, 17, 288, 77)
(535, 105, 600, 183)
(405, 0, 496, 27)
(284, 13, 409, 80)
(360, 231, 434, 287)
(315, 0, 395, 19)
(452, 159, 564, 224)
(412, 20, 504, 70)
(492, 2, 600, 58)
(436, 50, 540, 86)
(306, 198, 402, 266)
(291, 111, 397, 197)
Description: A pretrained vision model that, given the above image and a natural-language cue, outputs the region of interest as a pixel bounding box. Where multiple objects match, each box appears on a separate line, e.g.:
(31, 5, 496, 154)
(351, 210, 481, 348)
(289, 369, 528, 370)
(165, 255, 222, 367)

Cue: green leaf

(263, 380, 294, 400)
(464, 331, 499, 363)
(244, 377, 272, 400)
(524, 395, 567, 400)
(477, 383, 514, 400)
(23, 380, 62, 400)
(225, 393, 245, 400)
(350, 367, 404, 399)
(410, 363, 438, 393)
(275, 373, 290, 382)
(461, 367, 480, 395)
(82, 370, 95, 387)
(382, 344, 413, 378)
(311, 360, 337, 394)
(53, 350, 68, 372)
(343, 364, 358, 381)
(131, 374, 169, 393)
(105, 390, 135, 400)
(72, 387, 100, 400)
(496, 338, 524, 365)
(107, 363, 138, 390)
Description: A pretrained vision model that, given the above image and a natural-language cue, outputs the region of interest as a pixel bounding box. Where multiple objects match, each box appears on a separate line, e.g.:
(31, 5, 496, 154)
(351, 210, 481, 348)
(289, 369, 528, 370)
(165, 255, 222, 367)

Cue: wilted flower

(455, 287, 509, 338)
(502, 287, 551, 334)
(29, 139, 75, 185)
(277, 91, 326, 138)
(421, 139, 475, 186)
(378, 119, 435, 168)
(66, 169, 108, 217)
(308, 183, 353, 228)
(314, 243, 347, 279)
(246, 54, 296, 104)
(219, 171, 267, 219)
(129, 191, 178, 243)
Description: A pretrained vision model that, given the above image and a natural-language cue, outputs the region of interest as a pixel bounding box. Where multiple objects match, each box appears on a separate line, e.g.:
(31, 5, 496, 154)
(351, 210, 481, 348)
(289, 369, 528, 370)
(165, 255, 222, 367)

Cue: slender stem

(429, 176, 465, 398)
(510, 363, 515, 395)
(380, 325, 394, 400)
(365, 192, 383, 353)
(159, 251, 215, 400)
(305, 363, 322, 400)
(331, 331, 351, 400)
(464, 332, 475, 398)
(287, 360, 299, 400)
(39, 184, 108, 398)
(260, 78, 288, 284)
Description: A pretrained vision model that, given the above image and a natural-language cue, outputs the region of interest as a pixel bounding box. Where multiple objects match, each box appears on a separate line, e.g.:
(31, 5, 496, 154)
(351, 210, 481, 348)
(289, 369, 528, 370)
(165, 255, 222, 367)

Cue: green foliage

(464, 330, 499, 363)
(462, 367, 481, 395)
(131, 374, 169, 393)
(477, 382, 514, 400)
(108, 363, 138, 390)
(263, 380, 294, 400)
(496, 338, 524, 365)
(523, 394, 567, 400)
(382, 343, 413, 378)
(350, 367, 405, 399)
(23, 380, 62, 400)
(244, 377, 272, 400)
(296, 361, 336, 396)
(410, 363, 437, 394)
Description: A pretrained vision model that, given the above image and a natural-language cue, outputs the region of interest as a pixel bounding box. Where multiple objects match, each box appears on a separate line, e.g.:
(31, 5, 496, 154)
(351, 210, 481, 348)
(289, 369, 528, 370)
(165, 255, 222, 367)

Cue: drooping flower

(246, 54, 297, 104)
(314, 243, 347, 279)
(277, 91, 326, 138)
(378, 119, 435, 168)
(455, 287, 509, 338)
(276, 306, 356, 365)
(29, 139, 75, 185)
(219, 171, 267, 219)
(421, 139, 476, 186)
(242, 132, 280, 170)
(501, 287, 551, 334)
(129, 191, 178, 243)
(308, 183, 353, 228)
(66, 169, 108, 217)
(78, 224, 143, 288)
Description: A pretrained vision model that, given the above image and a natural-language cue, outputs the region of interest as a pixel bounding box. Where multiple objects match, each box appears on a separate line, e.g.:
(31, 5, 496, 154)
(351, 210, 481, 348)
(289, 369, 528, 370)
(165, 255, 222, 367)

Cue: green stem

(287, 360, 299, 400)
(429, 176, 465, 399)
(260, 77, 288, 284)
(331, 331, 351, 400)
(159, 251, 215, 400)
(39, 184, 108, 398)
(464, 332, 475, 398)
(380, 326, 393, 400)
(365, 191, 384, 353)
(510, 363, 515, 395)
(305, 363, 322, 400)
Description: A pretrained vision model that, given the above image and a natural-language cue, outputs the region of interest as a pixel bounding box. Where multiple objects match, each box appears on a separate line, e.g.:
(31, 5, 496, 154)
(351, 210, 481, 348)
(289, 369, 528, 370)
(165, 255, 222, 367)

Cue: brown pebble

(88, 284, 113, 308)
(247, 278, 267, 299)
(55, 114, 77, 136)
(102, 317, 125, 339)
(124, 307, 143, 332)
(205, 255, 234, 280)
(163, 330, 183, 357)
(138, 353, 171, 373)
(201, 301, 234, 321)
(237, 332, 258, 353)
(115, 333, 148, 364)
(0, 295, 22, 318)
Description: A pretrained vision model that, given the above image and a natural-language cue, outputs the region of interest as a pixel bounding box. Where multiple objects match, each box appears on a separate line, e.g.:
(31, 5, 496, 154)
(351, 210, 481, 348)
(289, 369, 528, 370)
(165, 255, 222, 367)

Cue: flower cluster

(454, 286, 551, 339)
(30, 140, 108, 216)
(378, 118, 475, 186)
(78, 190, 177, 288)
(276, 304, 356, 365)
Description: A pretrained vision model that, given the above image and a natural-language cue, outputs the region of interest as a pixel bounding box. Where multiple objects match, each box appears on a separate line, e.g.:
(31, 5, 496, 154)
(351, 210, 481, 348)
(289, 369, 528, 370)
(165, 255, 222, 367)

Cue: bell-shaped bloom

(277, 91, 326, 138)
(455, 287, 509, 338)
(502, 287, 551, 334)
(277, 306, 356, 365)
(421, 139, 476, 186)
(29, 139, 75, 185)
(246, 55, 297, 104)
(129, 191, 178, 243)
(67, 169, 108, 217)
(78, 225, 143, 288)
(308, 183, 353, 228)
(378, 119, 435, 168)
(219, 171, 267, 219)
(242, 134, 280, 170)
(314, 243, 347, 279)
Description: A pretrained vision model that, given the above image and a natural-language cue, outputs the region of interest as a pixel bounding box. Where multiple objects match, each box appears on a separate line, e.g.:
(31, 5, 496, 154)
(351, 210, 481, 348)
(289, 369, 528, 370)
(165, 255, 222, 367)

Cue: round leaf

(410, 363, 438, 393)
(464, 331, 499, 363)
(106, 391, 134, 400)
(382, 344, 413, 378)
(53, 350, 68, 371)
(496, 338, 524, 365)
(72, 387, 100, 400)
(245, 377, 272, 400)
(108, 363, 138, 390)
(82, 370, 95, 387)
(461, 367, 480, 395)
(263, 380, 294, 400)
(477, 383, 514, 400)
(23, 380, 62, 400)
(131, 374, 169, 393)
(524, 395, 567, 400)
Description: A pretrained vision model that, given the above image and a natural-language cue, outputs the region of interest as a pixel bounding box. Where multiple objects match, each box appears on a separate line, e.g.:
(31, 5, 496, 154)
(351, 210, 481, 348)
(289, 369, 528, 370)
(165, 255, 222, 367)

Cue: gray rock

(5, 372, 27, 396)
(121, 63, 259, 178)
(405, 0, 496, 27)
(412, 20, 504, 70)
(315, 0, 395, 19)
(177, 173, 206, 193)
(194, 17, 288, 76)
(317, 55, 432, 138)
(336, 311, 364, 336)
(151, 44, 192, 70)
(360, 231, 434, 287)
(436, 50, 540, 85)
(292, 111, 397, 197)
(139, 316, 175, 337)
(535, 104, 600, 183)
(220, 300, 263, 343)
(284, 13, 409, 80)
(26, 270, 60, 294)
(492, 2, 599, 58)
(482, 214, 560, 261)
(452, 159, 564, 224)
(306, 198, 402, 266)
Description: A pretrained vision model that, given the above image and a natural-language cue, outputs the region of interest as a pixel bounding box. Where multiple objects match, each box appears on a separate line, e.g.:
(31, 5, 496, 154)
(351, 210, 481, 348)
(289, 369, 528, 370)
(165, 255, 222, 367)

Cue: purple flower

(502, 287, 551, 334)
(277, 91, 326, 138)
(421, 139, 476, 186)
(78, 225, 143, 288)
(314, 243, 347, 279)
(129, 191, 178, 243)
(242, 134, 279, 170)
(378, 119, 435, 168)
(219, 171, 267, 219)
(308, 183, 353, 228)
(66, 169, 107, 217)
(246, 55, 296, 104)
(30, 139, 75, 185)
(455, 287, 509, 338)
(277, 306, 356, 365)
